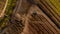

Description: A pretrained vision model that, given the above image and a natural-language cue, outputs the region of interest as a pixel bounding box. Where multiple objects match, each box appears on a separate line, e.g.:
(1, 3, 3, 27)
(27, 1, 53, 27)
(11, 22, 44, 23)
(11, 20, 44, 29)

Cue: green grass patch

(0, 0, 16, 30)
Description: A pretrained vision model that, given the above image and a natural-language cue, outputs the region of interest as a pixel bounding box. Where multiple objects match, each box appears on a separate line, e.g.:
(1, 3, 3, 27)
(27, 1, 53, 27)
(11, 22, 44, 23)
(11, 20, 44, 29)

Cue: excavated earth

(0, 0, 60, 34)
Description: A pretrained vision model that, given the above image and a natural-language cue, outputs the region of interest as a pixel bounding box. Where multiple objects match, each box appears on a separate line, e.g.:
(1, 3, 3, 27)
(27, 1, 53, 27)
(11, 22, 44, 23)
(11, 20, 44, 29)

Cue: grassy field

(0, 0, 16, 31)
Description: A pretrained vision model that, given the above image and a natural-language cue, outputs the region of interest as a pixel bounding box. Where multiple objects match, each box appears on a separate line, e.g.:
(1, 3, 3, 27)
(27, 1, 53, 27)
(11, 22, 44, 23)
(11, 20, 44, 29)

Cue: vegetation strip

(0, 0, 16, 31)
